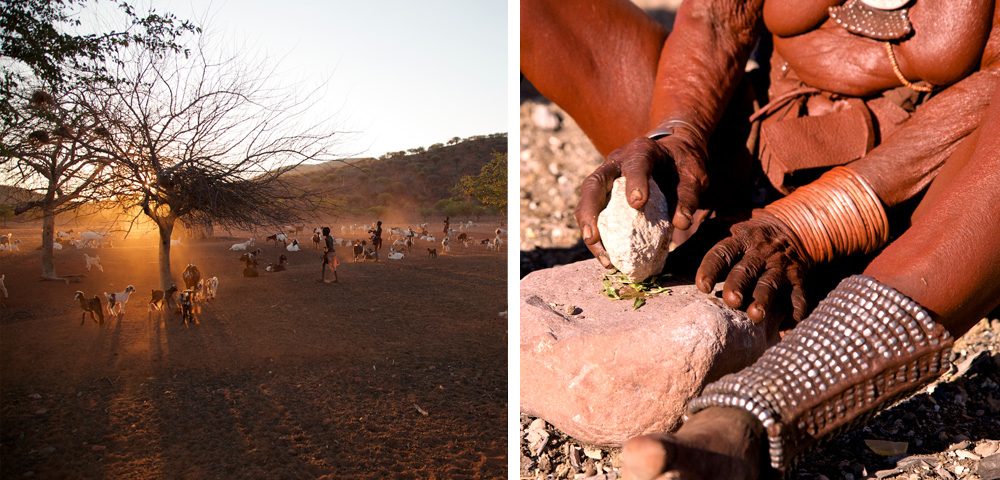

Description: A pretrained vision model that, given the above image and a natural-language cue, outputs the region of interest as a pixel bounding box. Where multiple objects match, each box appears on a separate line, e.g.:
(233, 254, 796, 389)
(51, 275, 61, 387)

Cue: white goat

(387, 247, 404, 260)
(230, 239, 253, 251)
(80, 231, 112, 248)
(56, 229, 73, 239)
(1, 239, 21, 251)
(53, 242, 63, 250)
(421, 234, 436, 242)
(84, 253, 103, 272)
(206, 277, 219, 300)
(286, 239, 300, 251)
(104, 285, 136, 315)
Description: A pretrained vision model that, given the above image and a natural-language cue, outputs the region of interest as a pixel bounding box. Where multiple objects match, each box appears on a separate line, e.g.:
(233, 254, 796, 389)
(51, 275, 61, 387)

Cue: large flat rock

(520, 259, 778, 446)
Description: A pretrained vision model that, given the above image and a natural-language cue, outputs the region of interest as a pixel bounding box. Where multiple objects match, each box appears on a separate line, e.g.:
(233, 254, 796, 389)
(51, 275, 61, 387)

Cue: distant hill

(286, 133, 507, 220)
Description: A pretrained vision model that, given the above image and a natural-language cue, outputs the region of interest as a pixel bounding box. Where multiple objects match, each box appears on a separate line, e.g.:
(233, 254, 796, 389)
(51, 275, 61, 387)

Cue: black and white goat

(75, 291, 104, 325)
(286, 239, 300, 251)
(103, 285, 136, 315)
(177, 289, 195, 324)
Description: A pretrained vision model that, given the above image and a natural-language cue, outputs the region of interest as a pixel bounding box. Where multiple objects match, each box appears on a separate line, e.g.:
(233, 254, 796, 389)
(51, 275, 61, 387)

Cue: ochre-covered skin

(522, 0, 1000, 478)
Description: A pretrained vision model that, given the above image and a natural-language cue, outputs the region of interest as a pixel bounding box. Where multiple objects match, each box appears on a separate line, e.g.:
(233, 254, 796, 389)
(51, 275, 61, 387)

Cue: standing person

(321, 227, 338, 283)
(371, 221, 383, 262)
(443, 216, 450, 236)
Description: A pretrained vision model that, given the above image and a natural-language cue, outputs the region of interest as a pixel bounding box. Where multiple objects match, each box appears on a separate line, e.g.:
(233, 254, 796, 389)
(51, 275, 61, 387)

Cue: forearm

(648, 0, 765, 136)
(851, 66, 1000, 207)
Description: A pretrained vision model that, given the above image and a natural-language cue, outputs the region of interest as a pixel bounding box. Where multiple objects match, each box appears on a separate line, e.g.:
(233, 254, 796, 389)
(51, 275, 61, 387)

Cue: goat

(427, 248, 437, 259)
(104, 285, 136, 315)
(392, 239, 407, 248)
(84, 253, 103, 272)
(441, 236, 450, 253)
(230, 239, 253, 251)
(421, 234, 436, 242)
(80, 231, 112, 248)
(170, 237, 182, 246)
(388, 247, 404, 260)
(56, 229, 73, 239)
(195, 279, 205, 301)
(0, 274, 7, 298)
(148, 285, 178, 311)
(293, 225, 305, 234)
(177, 290, 195, 324)
(286, 239, 300, 251)
(75, 291, 104, 325)
(182, 262, 201, 292)
(206, 277, 219, 300)
(268, 232, 288, 247)
(312, 232, 321, 249)
(457, 232, 470, 247)
(0, 233, 11, 249)
(242, 255, 259, 277)
(52, 242, 63, 250)
(266, 254, 288, 272)
(404, 236, 413, 254)
(1, 239, 21, 251)
(353, 241, 365, 262)
(488, 235, 503, 251)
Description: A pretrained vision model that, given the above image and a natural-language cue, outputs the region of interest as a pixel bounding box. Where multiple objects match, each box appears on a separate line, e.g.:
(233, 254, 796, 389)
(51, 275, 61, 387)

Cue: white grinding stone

(597, 177, 673, 282)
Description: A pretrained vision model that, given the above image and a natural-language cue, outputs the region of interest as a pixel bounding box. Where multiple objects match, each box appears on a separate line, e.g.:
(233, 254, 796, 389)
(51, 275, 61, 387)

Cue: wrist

(763, 166, 889, 265)
(647, 119, 709, 153)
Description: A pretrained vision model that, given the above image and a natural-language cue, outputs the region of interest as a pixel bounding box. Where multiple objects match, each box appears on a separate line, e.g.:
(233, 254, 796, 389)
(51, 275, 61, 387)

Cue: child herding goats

(321, 227, 339, 283)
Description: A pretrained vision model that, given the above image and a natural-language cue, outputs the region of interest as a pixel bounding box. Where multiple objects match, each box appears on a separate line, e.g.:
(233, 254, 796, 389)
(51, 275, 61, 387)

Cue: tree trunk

(157, 219, 176, 290)
(40, 207, 60, 280)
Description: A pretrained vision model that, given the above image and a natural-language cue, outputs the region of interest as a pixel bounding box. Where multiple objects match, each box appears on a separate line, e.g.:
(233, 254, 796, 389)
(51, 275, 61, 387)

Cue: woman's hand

(695, 210, 810, 323)
(574, 132, 708, 268)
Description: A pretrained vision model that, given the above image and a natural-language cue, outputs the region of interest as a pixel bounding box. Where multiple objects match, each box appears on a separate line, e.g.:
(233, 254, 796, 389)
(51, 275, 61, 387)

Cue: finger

(746, 263, 788, 323)
(619, 140, 655, 210)
(672, 169, 705, 230)
(695, 237, 744, 294)
(621, 434, 676, 480)
(575, 161, 623, 247)
(587, 240, 614, 270)
(786, 265, 808, 323)
(722, 253, 765, 309)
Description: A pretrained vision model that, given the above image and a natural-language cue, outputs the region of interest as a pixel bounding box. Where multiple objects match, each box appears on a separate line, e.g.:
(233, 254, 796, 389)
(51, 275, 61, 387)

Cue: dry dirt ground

(0, 218, 507, 479)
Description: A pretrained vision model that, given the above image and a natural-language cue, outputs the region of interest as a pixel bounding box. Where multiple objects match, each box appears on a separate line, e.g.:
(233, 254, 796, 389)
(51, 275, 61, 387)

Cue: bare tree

(0, 88, 112, 281)
(84, 35, 351, 289)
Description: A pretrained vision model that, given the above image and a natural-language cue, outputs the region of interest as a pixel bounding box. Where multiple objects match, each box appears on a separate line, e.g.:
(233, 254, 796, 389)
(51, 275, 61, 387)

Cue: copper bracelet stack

(763, 166, 889, 265)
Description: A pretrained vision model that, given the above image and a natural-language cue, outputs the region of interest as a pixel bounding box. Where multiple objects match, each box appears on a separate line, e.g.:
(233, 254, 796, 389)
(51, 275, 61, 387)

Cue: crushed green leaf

(600, 271, 673, 311)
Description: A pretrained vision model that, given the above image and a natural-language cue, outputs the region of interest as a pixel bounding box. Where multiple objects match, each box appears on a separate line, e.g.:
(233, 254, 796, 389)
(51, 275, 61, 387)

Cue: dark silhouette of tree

(0, 0, 197, 123)
(83, 35, 350, 289)
(0, 88, 116, 280)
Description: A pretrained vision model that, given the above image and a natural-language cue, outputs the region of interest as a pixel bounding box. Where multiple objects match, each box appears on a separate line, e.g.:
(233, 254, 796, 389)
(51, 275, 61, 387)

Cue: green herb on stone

(600, 271, 673, 311)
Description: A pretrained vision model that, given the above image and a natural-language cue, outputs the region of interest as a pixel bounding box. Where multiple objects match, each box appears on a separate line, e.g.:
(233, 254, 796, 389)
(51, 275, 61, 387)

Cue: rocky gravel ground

(518, 61, 1000, 480)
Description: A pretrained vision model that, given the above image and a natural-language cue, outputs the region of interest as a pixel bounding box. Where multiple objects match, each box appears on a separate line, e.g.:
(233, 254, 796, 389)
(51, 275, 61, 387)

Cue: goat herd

(0, 220, 506, 329)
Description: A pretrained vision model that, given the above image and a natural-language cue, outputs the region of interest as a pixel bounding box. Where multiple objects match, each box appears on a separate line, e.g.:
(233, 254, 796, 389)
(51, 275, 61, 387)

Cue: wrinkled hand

(695, 210, 809, 323)
(574, 134, 708, 269)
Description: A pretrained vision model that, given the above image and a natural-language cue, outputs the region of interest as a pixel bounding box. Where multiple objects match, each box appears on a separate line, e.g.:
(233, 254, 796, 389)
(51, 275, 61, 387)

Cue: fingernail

(582, 225, 593, 241)
(629, 188, 643, 204)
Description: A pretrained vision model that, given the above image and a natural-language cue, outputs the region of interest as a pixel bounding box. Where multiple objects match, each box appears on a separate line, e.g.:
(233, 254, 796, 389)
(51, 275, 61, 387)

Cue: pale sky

(146, 0, 508, 159)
